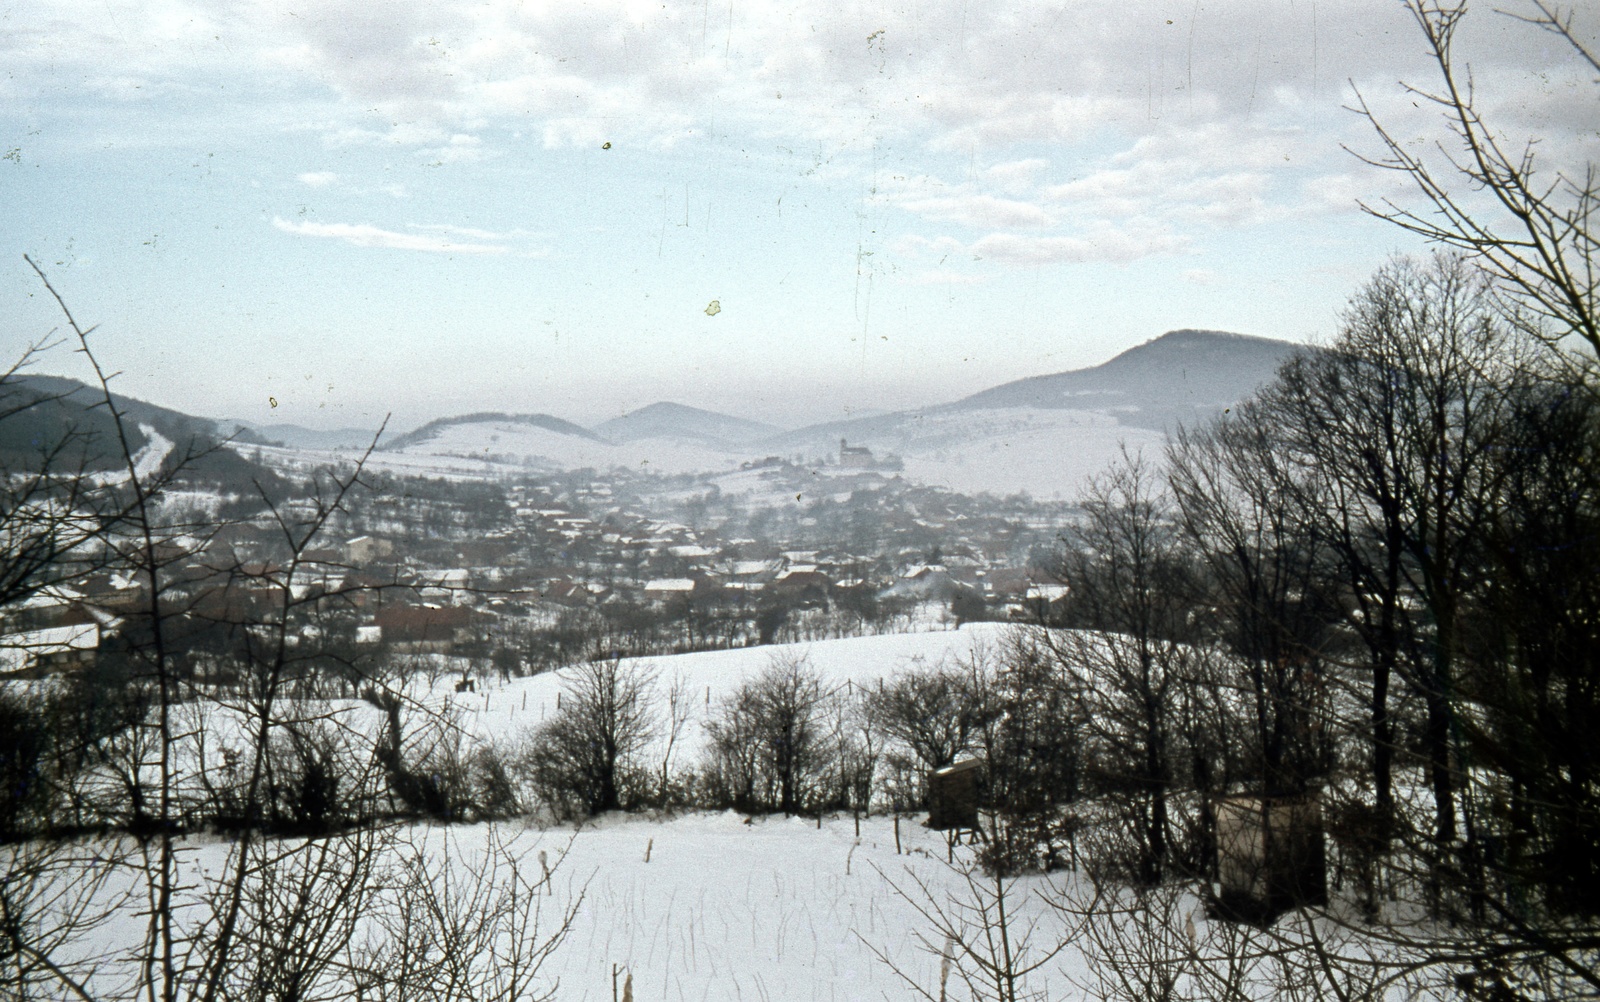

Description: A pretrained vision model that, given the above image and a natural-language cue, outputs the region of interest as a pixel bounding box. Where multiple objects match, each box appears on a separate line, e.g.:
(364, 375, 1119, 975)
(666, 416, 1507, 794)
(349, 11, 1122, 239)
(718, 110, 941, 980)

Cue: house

(643, 578, 697, 603)
(0, 623, 101, 677)
(372, 603, 471, 653)
(772, 568, 832, 607)
(343, 535, 396, 566)
(890, 564, 952, 599)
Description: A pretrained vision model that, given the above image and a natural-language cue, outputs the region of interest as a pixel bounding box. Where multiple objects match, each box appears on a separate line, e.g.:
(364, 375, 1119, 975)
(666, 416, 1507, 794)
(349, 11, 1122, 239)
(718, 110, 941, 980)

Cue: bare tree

(1350, 0, 1600, 358)
(867, 659, 980, 774)
(1044, 451, 1206, 885)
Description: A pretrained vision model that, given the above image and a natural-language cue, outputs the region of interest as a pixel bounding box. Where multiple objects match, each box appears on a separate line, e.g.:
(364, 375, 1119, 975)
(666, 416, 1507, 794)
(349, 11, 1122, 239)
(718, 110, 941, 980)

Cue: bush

(702, 652, 834, 815)
(518, 658, 656, 820)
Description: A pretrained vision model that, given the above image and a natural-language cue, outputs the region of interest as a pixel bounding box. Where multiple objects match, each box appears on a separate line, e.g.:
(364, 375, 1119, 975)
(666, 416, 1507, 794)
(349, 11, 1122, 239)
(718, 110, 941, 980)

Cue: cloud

(896, 193, 1053, 230)
(971, 228, 1189, 266)
(983, 158, 1049, 194)
(410, 223, 514, 240)
(13, 0, 1592, 276)
(297, 171, 339, 187)
(889, 234, 966, 258)
(420, 133, 489, 164)
(270, 217, 511, 254)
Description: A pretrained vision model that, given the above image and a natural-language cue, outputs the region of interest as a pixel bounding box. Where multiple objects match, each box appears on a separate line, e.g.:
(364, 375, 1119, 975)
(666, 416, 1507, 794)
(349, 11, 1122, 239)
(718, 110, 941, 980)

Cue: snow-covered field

(21, 626, 1456, 1001)
(890, 407, 1166, 498)
(446, 811, 1074, 1002)
(66, 809, 1080, 1002)
(47, 626, 1101, 1001)
(455, 625, 1009, 758)
(392, 419, 748, 477)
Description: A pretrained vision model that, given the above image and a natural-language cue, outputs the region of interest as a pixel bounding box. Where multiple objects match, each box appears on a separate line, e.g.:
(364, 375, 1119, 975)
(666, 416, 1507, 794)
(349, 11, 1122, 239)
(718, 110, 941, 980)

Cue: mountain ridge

(596, 401, 782, 448)
(381, 412, 604, 452)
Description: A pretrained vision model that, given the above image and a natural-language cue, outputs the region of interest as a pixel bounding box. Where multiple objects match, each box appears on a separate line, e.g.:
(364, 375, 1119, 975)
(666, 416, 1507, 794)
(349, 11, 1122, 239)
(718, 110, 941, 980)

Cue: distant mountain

(91, 328, 1300, 499)
(375, 410, 740, 476)
(223, 421, 382, 451)
(950, 329, 1302, 430)
(757, 329, 1305, 497)
(595, 402, 782, 448)
(382, 412, 604, 452)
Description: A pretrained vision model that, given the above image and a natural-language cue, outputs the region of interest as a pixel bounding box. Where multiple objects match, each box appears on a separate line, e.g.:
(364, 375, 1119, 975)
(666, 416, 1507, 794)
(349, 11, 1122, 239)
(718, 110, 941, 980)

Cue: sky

(2, 0, 1595, 434)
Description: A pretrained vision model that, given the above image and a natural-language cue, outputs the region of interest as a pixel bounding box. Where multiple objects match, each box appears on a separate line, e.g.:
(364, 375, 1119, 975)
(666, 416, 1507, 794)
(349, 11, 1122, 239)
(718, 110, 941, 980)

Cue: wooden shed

(927, 758, 984, 831)
(1213, 791, 1327, 923)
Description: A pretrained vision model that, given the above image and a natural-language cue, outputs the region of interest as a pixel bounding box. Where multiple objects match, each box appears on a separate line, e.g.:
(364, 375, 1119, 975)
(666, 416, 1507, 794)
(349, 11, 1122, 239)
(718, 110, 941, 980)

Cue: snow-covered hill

(380, 413, 747, 476)
(231, 329, 1301, 497)
(596, 401, 783, 448)
(749, 329, 1300, 496)
(951, 328, 1300, 430)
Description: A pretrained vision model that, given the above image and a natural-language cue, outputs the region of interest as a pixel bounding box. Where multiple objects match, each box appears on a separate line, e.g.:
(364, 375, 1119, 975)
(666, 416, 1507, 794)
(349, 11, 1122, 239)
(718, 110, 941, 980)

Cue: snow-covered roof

(669, 544, 717, 558)
(0, 624, 100, 673)
(643, 578, 696, 593)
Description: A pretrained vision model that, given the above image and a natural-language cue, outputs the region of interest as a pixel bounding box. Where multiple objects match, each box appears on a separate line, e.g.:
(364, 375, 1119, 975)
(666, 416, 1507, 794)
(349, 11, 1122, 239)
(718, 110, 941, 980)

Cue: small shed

(927, 758, 984, 831)
(1213, 791, 1327, 923)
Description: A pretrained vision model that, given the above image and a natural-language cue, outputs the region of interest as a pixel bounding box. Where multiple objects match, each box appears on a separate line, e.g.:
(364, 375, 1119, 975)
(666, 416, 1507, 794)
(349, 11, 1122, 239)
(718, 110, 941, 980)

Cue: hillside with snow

(596, 401, 783, 448)
(749, 329, 1299, 496)
(379, 413, 747, 476)
(208, 329, 1300, 496)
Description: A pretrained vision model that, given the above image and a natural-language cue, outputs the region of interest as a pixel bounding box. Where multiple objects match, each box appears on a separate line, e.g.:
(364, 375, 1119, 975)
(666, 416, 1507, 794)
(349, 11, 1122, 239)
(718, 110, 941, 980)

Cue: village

(0, 440, 1076, 682)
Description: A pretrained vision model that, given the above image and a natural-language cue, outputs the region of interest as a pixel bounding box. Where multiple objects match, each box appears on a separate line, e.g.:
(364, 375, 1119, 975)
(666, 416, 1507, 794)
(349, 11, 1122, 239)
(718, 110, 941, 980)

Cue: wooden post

(894, 815, 902, 855)
(854, 810, 860, 838)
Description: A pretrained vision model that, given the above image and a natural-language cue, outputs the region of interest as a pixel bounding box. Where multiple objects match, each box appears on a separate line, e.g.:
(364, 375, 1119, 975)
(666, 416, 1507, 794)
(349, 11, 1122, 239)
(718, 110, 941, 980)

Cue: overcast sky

(3, 0, 1594, 432)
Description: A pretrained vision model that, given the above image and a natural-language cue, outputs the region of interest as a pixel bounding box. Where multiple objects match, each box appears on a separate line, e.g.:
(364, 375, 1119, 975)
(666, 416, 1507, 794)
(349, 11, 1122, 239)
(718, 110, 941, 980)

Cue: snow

(52, 810, 1080, 1002)
(454, 625, 1010, 760)
(14, 625, 1445, 1000)
(233, 405, 1166, 499)
(469, 811, 1075, 1001)
(393, 419, 747, 476)
(887, 408, 1167, 499)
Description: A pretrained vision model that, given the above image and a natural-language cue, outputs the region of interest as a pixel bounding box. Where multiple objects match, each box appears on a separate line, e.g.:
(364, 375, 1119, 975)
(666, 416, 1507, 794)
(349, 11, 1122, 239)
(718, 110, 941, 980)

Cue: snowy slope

(457, 625, 1011, 759)
(386, 415, 744, 475)
(766, 407, 1165, 499)
(61, 626, 1095, 1002)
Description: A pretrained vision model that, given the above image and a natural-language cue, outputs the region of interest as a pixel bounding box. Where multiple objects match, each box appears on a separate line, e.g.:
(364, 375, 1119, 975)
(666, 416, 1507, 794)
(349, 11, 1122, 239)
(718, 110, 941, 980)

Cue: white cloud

(983, 158, 1049, 194)
(271, 217, 511, 254)
(410, 223, 507, 240)
(971, 228, 1188, 266)
(297, 171, 340, 187)
(420, 133, 488, 164)
(897, 193, 1053, 230)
